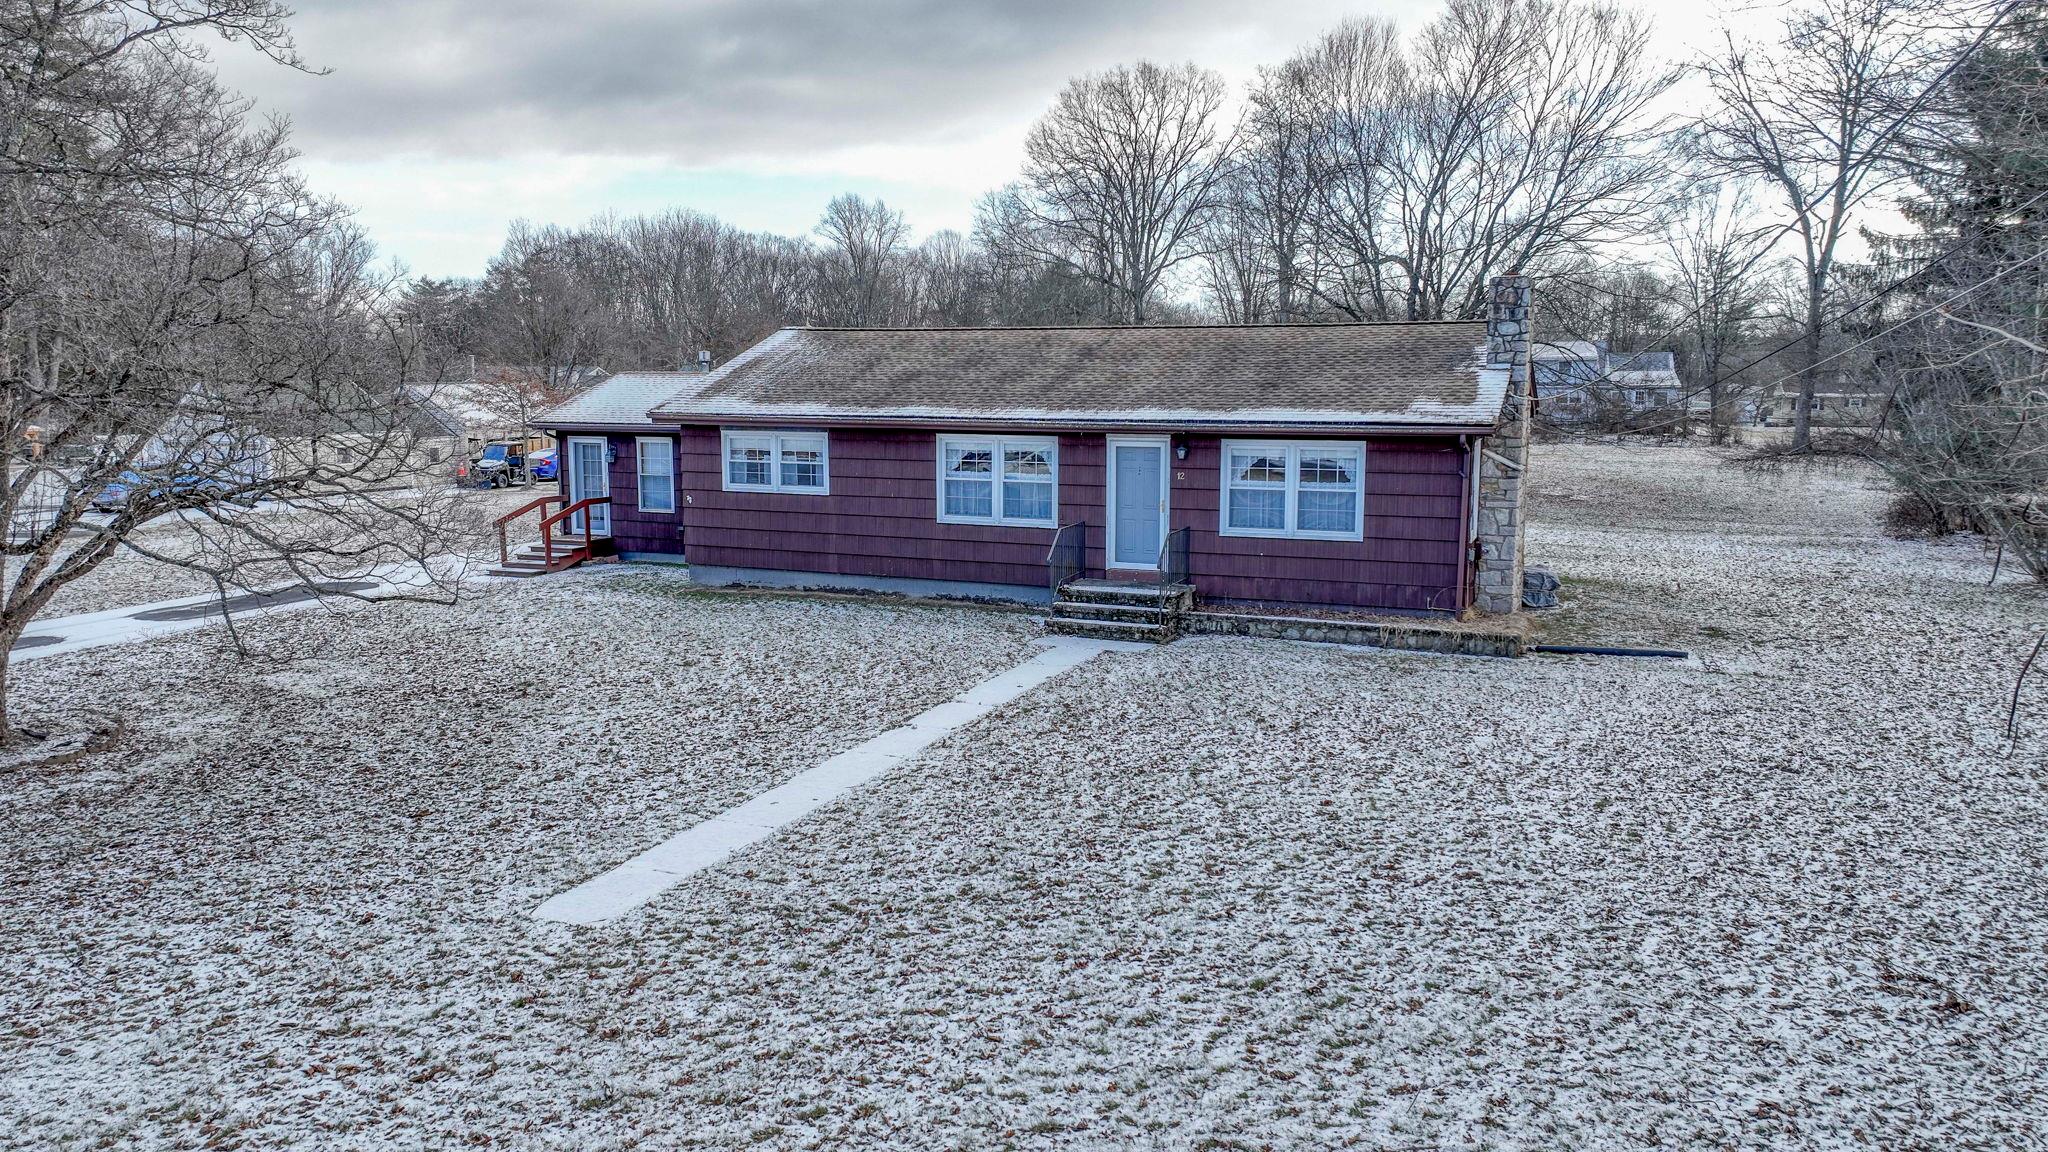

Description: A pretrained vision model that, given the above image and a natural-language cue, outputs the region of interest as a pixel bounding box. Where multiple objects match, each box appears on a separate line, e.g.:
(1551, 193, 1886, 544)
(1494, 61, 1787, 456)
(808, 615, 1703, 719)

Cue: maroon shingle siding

(581, 434, 683, 556)
(669, 426, 1471, 615)
(1173, 436, 1468, 614)
(679, 428, 1091, 588)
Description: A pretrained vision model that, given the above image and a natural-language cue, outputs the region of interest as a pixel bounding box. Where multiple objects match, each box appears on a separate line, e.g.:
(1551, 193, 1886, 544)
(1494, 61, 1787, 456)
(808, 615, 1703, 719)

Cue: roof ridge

(783, 319, 1486, 333)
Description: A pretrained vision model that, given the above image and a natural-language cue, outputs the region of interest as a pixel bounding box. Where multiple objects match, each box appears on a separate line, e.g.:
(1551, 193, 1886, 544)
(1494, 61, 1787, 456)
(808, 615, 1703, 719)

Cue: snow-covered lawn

(5, 485, 541, 620)
(3, 444, 2045, 1150)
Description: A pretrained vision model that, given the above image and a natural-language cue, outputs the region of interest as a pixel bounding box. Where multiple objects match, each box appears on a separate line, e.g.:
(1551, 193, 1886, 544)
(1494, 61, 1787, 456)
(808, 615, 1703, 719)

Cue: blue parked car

(528, 448, 558, 482)
(90, 470, 231, 512)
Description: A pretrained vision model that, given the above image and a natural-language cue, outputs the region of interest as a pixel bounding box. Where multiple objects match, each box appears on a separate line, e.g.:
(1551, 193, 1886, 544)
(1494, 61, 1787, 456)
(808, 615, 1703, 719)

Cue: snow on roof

(1534, 339, 1601, 362)
(1608, 351, 1681, 388)
(1610, 350, 1676, 373)
(540, 373, 708, 428)
(606, 323, 1511, 431)
(1611, 370, 1682, 387)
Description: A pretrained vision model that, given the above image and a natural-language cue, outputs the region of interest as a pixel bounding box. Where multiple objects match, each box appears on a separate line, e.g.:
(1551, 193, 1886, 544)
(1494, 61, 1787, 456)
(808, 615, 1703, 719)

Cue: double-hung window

(722, 430, 828, 494)
(938, 435, 1057, 527)
(1221, 440, 1365, 540)
(636, 437, 675, 513)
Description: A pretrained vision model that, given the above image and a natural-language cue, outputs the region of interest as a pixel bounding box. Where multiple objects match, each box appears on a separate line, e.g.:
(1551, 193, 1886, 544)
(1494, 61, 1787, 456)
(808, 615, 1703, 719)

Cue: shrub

(1882, 492, 1949, 539)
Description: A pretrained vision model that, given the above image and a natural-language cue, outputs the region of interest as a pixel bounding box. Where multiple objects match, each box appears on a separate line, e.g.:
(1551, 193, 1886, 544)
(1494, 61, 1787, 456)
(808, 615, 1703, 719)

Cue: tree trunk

(1795, 281, 1823, 452)
(1709, 373, 1727, 446)
(0, 630, 16, 747)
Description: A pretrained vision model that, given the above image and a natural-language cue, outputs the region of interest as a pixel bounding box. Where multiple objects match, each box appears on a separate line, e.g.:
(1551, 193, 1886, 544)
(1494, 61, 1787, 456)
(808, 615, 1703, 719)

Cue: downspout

(1460, 434, 1479, 612)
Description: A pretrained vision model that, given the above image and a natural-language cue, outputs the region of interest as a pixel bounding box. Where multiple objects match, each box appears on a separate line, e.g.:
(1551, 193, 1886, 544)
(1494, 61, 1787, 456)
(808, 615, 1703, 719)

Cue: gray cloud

(214, 0, 1347, 161)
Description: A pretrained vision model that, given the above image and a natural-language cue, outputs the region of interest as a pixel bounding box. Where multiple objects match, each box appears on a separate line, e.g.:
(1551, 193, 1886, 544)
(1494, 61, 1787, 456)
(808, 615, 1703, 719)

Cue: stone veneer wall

(1475, 275, 1533, 615)
(1181, 610, 1526, 658)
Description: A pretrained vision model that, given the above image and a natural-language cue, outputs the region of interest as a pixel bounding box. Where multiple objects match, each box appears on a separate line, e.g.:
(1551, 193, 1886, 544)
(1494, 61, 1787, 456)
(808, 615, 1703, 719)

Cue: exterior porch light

(1173, 436, 1188, 461)
(605, 444, 618, 464)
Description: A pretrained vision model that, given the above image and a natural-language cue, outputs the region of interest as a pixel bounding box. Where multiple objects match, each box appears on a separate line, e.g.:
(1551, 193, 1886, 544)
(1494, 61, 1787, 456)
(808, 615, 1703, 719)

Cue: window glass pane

(779, 439, 825, 489)
(1002, 479, 1053, 523)
(1003, 446, 1052, 477)
(944, 477, 993, 518)
(1228, 487, 1286, 530)
(1297, 490, 1355, 533)
(1232, 452, 1287, 485)
(945, 444, 993, 476)
(726, 437, 771, 486)
(639, 441, 675, 511)
(1298, 453, 1357, 487)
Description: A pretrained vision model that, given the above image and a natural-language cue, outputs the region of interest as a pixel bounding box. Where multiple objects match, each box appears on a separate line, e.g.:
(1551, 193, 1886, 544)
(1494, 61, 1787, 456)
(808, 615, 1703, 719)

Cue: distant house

(1533, 342, 1687, 426)
(1533, 339, 1606, 424)
(1608, 350, 1684, 414)
(533, 276, 1539, 620)
(1755, 370, 1887, 428)
(420, 365, 611, 461)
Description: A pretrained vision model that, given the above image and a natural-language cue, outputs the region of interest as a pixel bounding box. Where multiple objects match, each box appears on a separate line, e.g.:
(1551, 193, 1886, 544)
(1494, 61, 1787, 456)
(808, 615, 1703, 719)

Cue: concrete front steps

(1045, 579, 1194, 644)
(489, 535, 594, 578)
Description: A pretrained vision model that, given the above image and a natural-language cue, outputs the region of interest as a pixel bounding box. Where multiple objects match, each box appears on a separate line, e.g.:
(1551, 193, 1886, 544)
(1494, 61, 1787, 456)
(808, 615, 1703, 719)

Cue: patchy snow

(2, 443, 2046, 1150)
(3, 486, 543, 620)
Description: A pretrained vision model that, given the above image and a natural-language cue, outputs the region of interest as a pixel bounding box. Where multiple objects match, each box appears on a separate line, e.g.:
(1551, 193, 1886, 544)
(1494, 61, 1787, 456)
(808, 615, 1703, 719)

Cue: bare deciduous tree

(1697, 0, 1955, 451)
(1660, 182, 1776, 441)
(0, 0, 472, 746)
(1199, 63, 1319, 324)
(1284, 1, 1674, 322)
(814, 193, 910, 327)
(1002, 61, 1238, 323)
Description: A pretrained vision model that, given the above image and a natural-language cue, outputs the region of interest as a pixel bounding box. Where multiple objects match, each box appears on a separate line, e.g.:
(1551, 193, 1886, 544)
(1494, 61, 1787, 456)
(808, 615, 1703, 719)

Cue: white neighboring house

(1754, 369, 1887, 428)
(1534, 342, 1688, 426)
(432, 365, 611, 460)
(1532, 339, 1607, 425)
(1607, 350, 1684, 414)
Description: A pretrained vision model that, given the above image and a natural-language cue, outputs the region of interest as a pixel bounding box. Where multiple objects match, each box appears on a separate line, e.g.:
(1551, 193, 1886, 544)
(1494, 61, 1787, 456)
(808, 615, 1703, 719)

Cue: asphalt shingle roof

(542, 373, 704, 428)
(549, 322, 1511, 432)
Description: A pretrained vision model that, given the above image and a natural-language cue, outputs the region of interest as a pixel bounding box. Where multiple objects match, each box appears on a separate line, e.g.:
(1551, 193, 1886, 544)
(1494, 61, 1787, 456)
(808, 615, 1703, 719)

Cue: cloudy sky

(210, 0, 1725, 280)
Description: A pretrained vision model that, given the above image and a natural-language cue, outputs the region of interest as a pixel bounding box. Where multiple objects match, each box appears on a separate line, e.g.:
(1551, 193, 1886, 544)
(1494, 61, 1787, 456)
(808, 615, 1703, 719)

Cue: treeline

(404, 0, 2047, 579)
(404, 0, 1680, 375)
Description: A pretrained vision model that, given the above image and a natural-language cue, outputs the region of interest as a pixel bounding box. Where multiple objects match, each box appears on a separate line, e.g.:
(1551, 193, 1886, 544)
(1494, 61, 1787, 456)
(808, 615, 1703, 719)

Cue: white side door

(566, 436, 611, 536)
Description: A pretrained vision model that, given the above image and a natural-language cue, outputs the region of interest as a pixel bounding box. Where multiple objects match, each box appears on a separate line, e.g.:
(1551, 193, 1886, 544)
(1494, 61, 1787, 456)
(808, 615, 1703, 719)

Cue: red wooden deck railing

(494, 494, 564, 566)
(494, 494, 610, 570)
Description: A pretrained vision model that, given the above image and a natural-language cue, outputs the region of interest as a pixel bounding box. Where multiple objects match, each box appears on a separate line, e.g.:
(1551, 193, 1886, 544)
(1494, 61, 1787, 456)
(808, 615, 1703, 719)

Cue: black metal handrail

(1046, 521, 1087, 598)
(1157, 525, 1190, 586)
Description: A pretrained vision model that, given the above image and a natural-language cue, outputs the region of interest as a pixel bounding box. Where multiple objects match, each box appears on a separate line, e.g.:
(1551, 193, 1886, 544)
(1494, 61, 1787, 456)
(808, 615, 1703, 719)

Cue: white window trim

(935, 434, 1060, 528)
(635, 436, 676, 513)
(720, 428, 830, 494)
(566, 435, 612, 537)
(1218, 439, 1366, 542)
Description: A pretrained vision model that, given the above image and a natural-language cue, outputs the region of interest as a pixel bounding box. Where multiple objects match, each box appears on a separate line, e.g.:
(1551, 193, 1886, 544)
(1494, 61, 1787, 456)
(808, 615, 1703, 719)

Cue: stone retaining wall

(1182, 610, 1525, 658)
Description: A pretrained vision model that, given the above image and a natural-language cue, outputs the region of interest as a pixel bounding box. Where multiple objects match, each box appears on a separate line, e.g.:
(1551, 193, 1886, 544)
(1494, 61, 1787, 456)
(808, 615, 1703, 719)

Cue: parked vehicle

(89, 470, 232, 511)
(468, 441, 532, 488)
(528, 448, 558, 482)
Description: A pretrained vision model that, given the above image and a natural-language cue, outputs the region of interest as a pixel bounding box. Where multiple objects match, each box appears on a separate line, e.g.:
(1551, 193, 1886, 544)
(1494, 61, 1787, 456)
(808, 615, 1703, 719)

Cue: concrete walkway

(534, 635, 1143, 927)
(12, 559, 479, 663)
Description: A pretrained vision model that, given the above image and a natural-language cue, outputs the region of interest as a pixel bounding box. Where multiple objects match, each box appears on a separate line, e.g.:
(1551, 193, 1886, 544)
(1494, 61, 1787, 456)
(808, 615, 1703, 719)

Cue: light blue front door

(568, 438, 610, 536)
(1112, 443, 1165, 567)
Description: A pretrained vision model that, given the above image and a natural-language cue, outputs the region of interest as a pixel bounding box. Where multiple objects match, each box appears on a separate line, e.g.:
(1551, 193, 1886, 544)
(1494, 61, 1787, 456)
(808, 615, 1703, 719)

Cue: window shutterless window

(721, 430, 828, 494)
(937, 435, 1057, 527)
(636, 437, 675, 513)
(1220, 440, 1364, 540)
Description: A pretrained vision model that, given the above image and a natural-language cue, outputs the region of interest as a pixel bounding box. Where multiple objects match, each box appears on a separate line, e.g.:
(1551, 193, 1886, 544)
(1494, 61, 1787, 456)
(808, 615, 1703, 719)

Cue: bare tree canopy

(1696, 0, 1965, 450)
(998, 61, 1238, 324)
(814, 193, 910, 327)
(1659, 182, 1778, 442)
(0, 0, 470, 742)
(1272, 0, 1675, 322)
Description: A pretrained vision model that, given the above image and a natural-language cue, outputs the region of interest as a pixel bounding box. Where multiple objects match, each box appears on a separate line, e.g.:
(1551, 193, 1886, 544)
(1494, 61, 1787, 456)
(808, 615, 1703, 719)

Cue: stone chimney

(1473, 274, 1533, 615)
